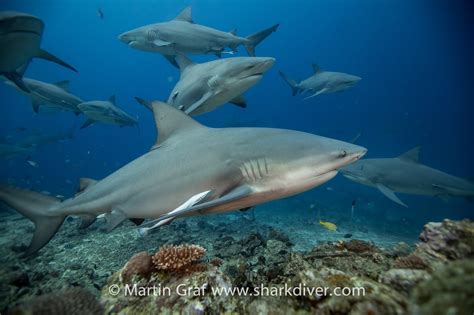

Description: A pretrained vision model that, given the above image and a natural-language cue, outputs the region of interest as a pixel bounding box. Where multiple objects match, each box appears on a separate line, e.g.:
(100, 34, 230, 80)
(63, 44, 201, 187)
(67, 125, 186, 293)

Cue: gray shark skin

(279, 64, 361, 99)
(0, 101, 366, 255)
(137, 55, 275, 115)
(16, 129, 74, 148)
(0, 143, 33, 159)
(118, 6, 279, 66)
(78, 95, 138, 129)
(4, 78, 83, 114)
(340, 147, 474, 207)
(0, 11, 77, 92)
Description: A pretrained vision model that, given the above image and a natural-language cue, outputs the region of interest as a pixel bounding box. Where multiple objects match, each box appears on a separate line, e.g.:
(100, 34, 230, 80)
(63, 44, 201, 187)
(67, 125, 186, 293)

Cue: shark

(0, 143, 33, 159)
(78, 95, 138, 129)
(136, 55, 275, 115)
(16, 129, 75, 148)
(3, 78, 84, 114)
(0, 11, 77, 92)
(279, 64, 361, 100)
(0, 101, 366, 255)
(340, 147, 474, 207)
(118, 6, 279, 67)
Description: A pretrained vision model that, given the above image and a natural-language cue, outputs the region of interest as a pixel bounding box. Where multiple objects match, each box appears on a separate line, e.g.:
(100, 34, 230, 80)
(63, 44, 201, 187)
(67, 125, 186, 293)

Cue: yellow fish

(319, 220, 337, 231)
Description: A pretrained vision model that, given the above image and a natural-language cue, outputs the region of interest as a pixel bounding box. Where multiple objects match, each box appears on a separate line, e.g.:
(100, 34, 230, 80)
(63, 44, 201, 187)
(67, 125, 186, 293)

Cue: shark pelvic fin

(78, 214, 97, 229)
(31, 96, 42, 113)
(105, 209, 127, 232)
(230, 95, 247, 108)
(376, 183, 408, 207)
(151, 101, 204, 146)
(0, 185, 64, 255)
(36, 49, 78, 73)
(174, 6, 193, 23)
(398, 146, 420, 163)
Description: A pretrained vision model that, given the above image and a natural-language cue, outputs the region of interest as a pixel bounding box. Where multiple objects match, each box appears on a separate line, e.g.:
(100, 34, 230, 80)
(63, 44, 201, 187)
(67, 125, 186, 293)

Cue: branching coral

(152, 244, 206, 274)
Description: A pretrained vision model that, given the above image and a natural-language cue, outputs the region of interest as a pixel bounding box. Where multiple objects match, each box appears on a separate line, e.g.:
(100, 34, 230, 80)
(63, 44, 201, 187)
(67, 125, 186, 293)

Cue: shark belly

(0, 33, 40, 71)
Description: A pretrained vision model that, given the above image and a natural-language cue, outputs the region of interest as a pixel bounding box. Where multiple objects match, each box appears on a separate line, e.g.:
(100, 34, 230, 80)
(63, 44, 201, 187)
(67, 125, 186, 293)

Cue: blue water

(1, 0, 473, 236)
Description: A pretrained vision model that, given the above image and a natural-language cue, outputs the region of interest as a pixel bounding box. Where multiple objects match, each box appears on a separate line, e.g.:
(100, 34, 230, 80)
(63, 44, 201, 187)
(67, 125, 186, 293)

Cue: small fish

(326, 187, 334, 191)
(309, 203, 315, 209)
(344, 233, 352, 238)
(27, 160, 38, 167)
(97, 8, 104, 19)
(319, 220, 337, 232)
(40, 190, 51, 195)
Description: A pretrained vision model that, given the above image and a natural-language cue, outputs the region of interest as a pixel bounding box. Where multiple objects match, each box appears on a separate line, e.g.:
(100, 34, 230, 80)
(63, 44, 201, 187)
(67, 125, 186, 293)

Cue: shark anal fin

(78, 214, 97, 229)
(31, 97, 42, 113)
(129, 218, 144, 226)
(105, 209, 127, 232)
(376, 183, 407, 207)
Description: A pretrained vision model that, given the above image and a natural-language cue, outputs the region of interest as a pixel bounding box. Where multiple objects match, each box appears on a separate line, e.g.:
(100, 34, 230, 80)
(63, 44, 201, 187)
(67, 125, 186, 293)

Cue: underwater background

(1, 0, 474, 313)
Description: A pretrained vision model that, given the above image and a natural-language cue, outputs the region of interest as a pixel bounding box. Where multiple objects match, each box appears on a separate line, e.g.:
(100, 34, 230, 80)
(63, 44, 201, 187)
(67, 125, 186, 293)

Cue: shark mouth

(1, 29, 41, 36)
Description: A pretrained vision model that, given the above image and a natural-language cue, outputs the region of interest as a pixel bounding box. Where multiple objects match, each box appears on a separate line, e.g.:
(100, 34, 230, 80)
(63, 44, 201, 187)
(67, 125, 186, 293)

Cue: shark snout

(118, 31, 133, 44)
(253, 57, 275, 75)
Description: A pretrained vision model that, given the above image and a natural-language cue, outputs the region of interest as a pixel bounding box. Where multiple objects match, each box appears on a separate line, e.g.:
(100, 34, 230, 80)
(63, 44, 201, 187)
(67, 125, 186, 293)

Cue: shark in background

(279, 64, 361, 100)
(3, 78, 84, 114)
(0, 101, 366, 255)
(136, 55, 275, 115)
(341, 147, 474, 207)
(78, 95, 138, 129)
(118, 6, 279, 67)
(0, 11, 77, 92)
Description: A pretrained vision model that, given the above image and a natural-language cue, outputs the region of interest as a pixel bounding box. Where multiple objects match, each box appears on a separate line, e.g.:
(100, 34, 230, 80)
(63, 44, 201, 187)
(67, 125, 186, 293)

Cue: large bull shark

(3, 78, 83, 114)
(78, 95, 138, 129)
(279, 64, 361, 100)
(0, 11, 77, 92)
(0, 101, 366, 255)
(340, 147, 474, 207)
(118, 6, 279, 67)
(136, 55, 275, 115)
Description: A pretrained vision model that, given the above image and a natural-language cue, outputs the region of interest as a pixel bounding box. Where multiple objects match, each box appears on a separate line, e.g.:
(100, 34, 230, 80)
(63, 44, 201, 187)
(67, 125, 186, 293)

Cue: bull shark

(136, 55, 275, 115)
(279, 64, 361, 100)
(0, 11, 77, 92)
(0, 101, 366, 255)
(16, 129, 75, 148)
(78, 95, 138, 129)
(4, 78, 83, 114)
(118, 6, 279, 67)
(340, 147, 474, 207)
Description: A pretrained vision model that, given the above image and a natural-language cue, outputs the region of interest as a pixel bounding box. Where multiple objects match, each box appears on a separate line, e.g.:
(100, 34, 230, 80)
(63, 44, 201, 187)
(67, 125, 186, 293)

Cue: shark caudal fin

(0, 185, 64, 255)
(245, 24, 279, 56)
(278, 71, 300, 96)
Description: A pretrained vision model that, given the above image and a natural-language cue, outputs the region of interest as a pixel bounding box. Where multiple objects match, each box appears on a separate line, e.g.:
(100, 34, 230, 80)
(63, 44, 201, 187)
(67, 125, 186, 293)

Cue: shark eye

(339, 150, 347, 158)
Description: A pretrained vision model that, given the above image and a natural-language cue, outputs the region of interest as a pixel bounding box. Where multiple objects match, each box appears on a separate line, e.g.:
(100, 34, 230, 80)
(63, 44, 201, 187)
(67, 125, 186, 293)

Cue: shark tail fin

(0, 185, 64, 255)
(278, 71, 300, 96)
(245, 24, 279, 56)
(36, 49, 78, 73)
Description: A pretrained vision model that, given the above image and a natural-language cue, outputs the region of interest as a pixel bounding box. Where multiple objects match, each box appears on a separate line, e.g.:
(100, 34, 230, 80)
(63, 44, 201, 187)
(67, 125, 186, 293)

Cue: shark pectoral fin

(376, 184, 408, 207)
(230, 95, 247, 108)
(184, 91, 213, 115)
(4, 72, 30, 92)
(163, 55, 179, 68)
(80, 119, 96, 129)
(36, 49, 78, 73)
(303, 88, 328, 100)
(152, 38, 172, 47)
(104, 209, 127, 232)
(78, 214, 97, 229)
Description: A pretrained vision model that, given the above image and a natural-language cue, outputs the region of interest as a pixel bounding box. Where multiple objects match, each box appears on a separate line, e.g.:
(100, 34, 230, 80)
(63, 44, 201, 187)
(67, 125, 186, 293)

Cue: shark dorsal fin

(175, 54, 196, 73)
(78, 177, 98, 193)
(54, 80, 70, 91)
(108, 94, 116, 105)
(312, 64, 322, 74)
(174, 6, 193, 23)
(398, 146, 420, 163)
(151, 101, 203, 148)
(229, 28, 237, 35)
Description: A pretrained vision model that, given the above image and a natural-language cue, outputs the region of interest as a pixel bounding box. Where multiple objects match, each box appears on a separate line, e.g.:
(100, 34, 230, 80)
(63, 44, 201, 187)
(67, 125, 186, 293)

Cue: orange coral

(152, 244, 206, 274)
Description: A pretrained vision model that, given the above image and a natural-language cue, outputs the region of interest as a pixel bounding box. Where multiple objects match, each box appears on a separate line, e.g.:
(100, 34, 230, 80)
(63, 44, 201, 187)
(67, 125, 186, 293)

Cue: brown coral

(121, 251, 154, 283)
(393, 254, 428, 270)
(152, 244, 206, 274)
(341, 239, 375, 253)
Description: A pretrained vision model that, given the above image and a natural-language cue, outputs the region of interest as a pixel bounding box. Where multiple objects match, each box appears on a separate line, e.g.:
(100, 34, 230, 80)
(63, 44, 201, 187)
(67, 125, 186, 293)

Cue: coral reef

(151, 244, 206, 274)
(9, 287, 103, 315)
(393, 254, 428, 270)
(120, 251, 153, 283)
